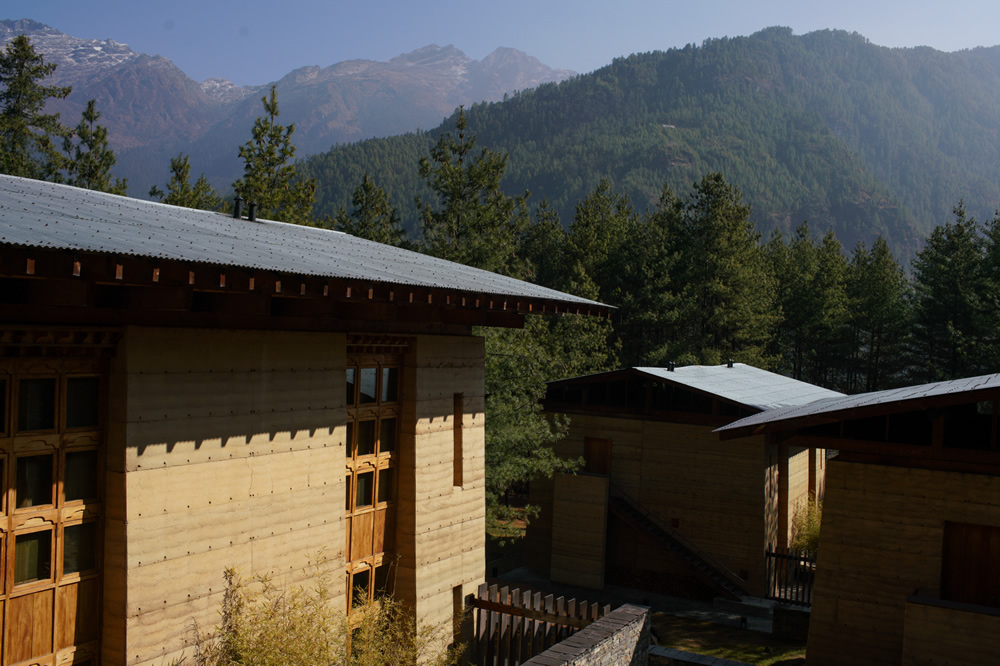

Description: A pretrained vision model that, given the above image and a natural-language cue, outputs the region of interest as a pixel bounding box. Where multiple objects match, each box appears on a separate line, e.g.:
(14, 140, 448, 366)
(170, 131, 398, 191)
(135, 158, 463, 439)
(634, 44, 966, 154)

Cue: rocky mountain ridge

(1, 19, 575, 194)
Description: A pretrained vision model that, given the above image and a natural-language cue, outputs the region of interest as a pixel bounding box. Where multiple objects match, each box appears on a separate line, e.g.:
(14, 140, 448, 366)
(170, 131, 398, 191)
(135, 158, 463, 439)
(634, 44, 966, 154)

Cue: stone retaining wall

(523, 604, 649, 666)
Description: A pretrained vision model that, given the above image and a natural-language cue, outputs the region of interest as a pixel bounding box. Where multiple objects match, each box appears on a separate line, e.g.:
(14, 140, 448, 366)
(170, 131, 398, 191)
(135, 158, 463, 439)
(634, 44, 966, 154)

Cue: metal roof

(0, 175, 607, 312)
(716, 373, 1000, 437)
(632, 364, 845, 410)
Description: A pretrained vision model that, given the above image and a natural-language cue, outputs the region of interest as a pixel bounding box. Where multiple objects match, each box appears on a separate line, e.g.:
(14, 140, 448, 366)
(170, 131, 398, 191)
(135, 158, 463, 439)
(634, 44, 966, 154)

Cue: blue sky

(6, 0, 999, 86)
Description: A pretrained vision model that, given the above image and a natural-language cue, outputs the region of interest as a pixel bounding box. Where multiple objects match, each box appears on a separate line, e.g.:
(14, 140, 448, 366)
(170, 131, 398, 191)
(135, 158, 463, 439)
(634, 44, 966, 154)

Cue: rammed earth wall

(522, 604, 649, 666)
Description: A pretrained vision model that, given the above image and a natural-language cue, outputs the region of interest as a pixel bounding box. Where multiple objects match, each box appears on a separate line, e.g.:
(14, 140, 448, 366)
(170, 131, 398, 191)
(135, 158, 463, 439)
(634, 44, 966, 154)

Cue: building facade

(0, 176, 608, 665)
(526, 364, 840, 598)
(719, 374, 1000, 664)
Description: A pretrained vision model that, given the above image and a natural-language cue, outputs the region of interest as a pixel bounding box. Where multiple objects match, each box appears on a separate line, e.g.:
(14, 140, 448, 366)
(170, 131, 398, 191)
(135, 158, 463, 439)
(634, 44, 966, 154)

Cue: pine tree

(0, 35, 71, 180)
(334, 173, 405, 245)
(669, 173, 778, 366)
(149, 153, 223, 211)
(769, 224, 849, 387)
(845, 236, 911, 391)
(909, 203, 987, 382)
(62, 99, 127, 194)
(232, 85, 316, 225)
(417, 107, 528, 277)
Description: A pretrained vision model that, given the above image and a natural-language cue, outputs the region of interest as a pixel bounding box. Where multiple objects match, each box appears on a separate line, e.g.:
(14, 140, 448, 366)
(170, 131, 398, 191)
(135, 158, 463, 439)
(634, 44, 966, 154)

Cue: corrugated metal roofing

(0, 175, 607, 311)
(716, 373, 1000, 436)
(633, 364, 845, 410)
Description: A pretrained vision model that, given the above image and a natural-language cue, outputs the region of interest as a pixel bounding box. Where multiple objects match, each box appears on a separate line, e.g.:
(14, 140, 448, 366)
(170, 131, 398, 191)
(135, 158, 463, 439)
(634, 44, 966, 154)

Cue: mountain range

(302, 27, 1000, 259)
(1, 19, 575, 194)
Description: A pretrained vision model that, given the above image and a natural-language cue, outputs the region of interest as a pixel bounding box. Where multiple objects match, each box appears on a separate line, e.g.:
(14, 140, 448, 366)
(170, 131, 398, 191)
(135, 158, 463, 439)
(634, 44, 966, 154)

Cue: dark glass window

(357, 421, 376, 456)
(380, 418, 397, 454)
(374, 562, 391, 598)
(18, 378, 55, 431)
(378, 468, 394, 503)
(66, 377, 100, 428)
(351, 569, 370, 608)
(345, 476, 352, 511)
(356, 472, 374, 508)
(65, 450, 98, 502)
(359, 369, 377, 404)
(16, 454, 53, 508)
(14, 531, 52, 584)
(346, 368, 356, 406)
(381, 368, 398, 402)
(345, 422, 354, 458)
(63, 523, 97, 574)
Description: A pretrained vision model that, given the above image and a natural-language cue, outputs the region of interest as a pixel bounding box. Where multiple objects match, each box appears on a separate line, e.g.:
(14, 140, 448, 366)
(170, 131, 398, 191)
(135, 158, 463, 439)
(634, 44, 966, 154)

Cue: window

(345, 355, 400, 610)
(942, 521, 1000, 608)
(0, 361, 104, 663)
(453, 393, 463, 487)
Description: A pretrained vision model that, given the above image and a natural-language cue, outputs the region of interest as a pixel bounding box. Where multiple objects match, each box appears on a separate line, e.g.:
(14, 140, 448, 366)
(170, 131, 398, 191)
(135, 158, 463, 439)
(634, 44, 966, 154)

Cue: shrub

(186, 560, 463, 665)
(790, 497, 822, 552)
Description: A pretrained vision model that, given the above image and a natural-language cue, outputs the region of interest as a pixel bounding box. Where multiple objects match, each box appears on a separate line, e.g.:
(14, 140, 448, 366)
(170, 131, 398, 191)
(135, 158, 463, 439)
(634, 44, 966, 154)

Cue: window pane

(0, 378, 6, 432)
(357, 421, 376, 456)
(346, 368, 356, 406)
(345, 422, 354, 458)
(66, 377, 100, 428)
(359, 368, 377, 404)
(378, 468, 394, 503)
(374, 562, 391, 598)
(381, 368, 398, 402)
(64, 523, 97, 574)
(356, 472, 374, 508)
(65, 450, 99, 501)
(380, 418, 397, 454)
(345, 476, 352, 511)
(351, 568, 370, 609)
(14, 531, 52, 584)
(17, 454, 53, 508)
(18, 378, 55, 431)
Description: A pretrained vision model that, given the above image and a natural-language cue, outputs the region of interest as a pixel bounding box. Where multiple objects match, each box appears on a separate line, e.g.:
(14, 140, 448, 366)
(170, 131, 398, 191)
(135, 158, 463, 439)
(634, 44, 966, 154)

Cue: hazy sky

(5, 0, 999, 86)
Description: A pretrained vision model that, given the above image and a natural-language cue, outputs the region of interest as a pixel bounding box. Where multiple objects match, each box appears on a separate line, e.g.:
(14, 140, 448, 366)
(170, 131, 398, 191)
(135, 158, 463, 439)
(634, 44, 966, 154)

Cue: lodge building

(525, 364, 841, 598)
(0, 175, 609, 665)
(718, 374, 1000, 664)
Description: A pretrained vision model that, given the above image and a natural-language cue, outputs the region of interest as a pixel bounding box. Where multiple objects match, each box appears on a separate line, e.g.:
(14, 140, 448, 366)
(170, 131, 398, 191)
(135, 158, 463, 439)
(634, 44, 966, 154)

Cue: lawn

(651, 612, 806, 666)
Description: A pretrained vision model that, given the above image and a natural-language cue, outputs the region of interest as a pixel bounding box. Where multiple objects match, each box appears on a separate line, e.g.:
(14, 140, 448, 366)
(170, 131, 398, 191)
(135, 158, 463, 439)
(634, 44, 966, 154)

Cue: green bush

(790, 497, 822, 553)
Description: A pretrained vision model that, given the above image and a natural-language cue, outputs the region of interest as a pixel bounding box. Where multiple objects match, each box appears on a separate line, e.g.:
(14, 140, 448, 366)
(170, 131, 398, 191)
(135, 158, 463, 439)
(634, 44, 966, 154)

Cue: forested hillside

(302, 27, 1000, 258)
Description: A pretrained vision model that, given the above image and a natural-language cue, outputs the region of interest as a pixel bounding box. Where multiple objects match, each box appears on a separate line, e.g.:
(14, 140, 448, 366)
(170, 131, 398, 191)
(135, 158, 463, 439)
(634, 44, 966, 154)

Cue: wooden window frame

(0, 359, 105, 664)
(345, 355, 400, 611)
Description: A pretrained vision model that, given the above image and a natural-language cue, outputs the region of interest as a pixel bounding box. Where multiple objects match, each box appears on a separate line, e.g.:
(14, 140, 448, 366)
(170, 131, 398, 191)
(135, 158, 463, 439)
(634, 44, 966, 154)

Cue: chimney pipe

(248, 201, 257, 222)
(232, 195, 243, 219)
(667, 361, 675, 372)
(727, 358, 734, 368)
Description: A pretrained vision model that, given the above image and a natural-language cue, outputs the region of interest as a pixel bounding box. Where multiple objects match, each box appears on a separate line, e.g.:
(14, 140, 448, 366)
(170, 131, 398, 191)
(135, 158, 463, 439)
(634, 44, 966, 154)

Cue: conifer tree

(334, 173, 405, 245)
(769, 224, 849, 387)
(845, 236, 911, 391)
(0, 35, 71, 180)
(417, 107, 528, 277)
(63, 99, 127, 195)
(232, 85, 316, 225)
(149, 153, 223, 211)
(910, 204, 989, 382)
(668, 173, 778, 366)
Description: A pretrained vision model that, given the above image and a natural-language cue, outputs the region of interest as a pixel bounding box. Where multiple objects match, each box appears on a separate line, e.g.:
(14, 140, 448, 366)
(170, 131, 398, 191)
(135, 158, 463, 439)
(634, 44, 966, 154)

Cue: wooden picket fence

(469, 583, 611, 665)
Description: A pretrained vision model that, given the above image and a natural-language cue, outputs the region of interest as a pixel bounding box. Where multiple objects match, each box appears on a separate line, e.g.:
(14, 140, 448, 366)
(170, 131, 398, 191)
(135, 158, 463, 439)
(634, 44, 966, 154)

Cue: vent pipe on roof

(232, 195, 243, 219)
(248, 201, 257, 222)
(727, 359, 734, 368)
(667, 361, 675, 372)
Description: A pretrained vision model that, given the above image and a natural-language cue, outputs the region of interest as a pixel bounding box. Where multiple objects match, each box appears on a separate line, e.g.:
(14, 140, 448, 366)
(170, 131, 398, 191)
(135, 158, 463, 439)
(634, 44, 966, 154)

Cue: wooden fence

(468, 583, 611, 666)
(765, 546, 817, 606)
